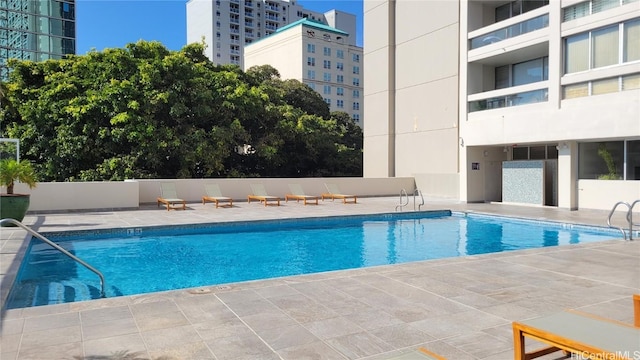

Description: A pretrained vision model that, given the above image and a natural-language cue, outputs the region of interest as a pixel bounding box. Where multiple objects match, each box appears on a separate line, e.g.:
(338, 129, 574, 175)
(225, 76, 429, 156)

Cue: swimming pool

(6, 211, 621, 309)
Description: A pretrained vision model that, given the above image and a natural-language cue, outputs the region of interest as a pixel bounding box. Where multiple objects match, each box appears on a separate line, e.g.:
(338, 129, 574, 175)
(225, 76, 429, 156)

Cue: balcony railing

(469, 88, 548, 112)
(470, 14, 549, 49)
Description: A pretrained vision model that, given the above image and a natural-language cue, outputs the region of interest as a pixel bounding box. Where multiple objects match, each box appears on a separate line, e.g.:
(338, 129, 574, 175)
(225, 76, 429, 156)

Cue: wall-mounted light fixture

(556, 142, 569, 150)
(503, 146, 509, 153)
(459, 137, 464, 147)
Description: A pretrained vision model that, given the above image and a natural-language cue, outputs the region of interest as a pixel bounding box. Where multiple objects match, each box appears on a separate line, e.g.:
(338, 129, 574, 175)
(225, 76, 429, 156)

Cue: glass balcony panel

(470, 14, 549, 49)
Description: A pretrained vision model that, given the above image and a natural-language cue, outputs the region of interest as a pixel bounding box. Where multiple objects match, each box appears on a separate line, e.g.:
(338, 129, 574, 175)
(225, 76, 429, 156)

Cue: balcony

(470, 14, 549, 50)
(468, 82, 549, 112)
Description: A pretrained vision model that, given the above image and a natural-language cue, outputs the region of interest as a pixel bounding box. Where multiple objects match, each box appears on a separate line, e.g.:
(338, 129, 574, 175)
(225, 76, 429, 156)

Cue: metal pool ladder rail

(395, 188, 425, 211)
(606, 200, 639, 240)
(1, 218, 106, 297)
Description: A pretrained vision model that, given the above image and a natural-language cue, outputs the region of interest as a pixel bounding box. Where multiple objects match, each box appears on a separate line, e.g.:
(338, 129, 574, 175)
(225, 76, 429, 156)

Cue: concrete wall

(577, 180, 640, 211)
(12, 181, 139, 212)
(10, 177, 415, 212)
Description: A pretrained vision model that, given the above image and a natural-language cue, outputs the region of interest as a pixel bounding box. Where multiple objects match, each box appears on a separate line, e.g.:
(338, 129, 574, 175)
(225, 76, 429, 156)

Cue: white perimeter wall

(10, 177, 415, 212)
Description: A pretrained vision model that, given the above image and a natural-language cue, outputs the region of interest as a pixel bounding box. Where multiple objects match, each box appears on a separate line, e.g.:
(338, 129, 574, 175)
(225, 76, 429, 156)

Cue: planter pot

(1, 194, 30, 226)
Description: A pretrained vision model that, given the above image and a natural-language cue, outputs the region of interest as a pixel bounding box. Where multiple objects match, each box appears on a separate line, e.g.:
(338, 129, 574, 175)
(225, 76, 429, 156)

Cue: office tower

(364, 0, 639, 211)
(245, 19, 363, 126)
(0, 0, 75, 79)
(186, 0, 357, 68)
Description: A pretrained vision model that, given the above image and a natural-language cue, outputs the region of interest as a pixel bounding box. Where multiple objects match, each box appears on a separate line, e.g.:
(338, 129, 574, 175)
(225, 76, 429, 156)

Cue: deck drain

(215, 285, 231, 290)
(188, 288, 212, 294)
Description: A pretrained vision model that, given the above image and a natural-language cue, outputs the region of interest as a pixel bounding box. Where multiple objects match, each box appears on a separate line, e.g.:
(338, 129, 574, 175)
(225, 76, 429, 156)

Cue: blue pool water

(6, 211, 620, 308)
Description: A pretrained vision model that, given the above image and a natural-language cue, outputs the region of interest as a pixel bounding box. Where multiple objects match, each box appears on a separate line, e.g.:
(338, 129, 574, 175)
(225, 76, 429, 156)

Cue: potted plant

(0, 158, 37, 225)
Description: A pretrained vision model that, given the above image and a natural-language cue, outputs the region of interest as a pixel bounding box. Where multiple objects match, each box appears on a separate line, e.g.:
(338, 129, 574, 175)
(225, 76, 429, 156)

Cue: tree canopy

(0, 41, 362, 181)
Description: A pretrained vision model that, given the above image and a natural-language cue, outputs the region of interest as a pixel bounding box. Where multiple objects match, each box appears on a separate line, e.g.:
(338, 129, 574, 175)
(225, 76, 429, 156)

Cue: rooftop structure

(244, 18, 364, 126)
(186, 0, 357, 68)
(364, 0, 640, 211)
(0, 0, 75, 79)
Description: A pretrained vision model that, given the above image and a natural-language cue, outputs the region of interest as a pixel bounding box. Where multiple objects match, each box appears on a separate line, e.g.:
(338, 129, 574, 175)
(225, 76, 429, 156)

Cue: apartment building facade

(244, 19, 364, 126)
(186, 0, 357, 68)
(0, 0, 75, 79)
(364, 0, 639, 211)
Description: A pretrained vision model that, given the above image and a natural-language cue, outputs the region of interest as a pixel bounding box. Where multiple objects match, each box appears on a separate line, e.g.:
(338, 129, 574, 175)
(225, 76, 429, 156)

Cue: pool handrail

(1, 218, 106, 298)
(607, 200, 638, 241)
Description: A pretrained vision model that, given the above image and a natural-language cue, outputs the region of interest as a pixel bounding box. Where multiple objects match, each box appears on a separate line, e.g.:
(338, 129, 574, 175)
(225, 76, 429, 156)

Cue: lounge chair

(157, 182, 186, 211)
(321, 183, 357, 203)
(247, 184, 280, 206)
(512, 294, 640, 359)
(285, 184, 319, 205)
(382, 347, 446, 359)
(202, 183, 233, 208)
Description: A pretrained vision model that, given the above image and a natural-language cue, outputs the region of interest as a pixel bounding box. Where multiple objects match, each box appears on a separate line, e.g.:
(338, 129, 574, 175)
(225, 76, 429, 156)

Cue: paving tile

(148, 341, 215, 360)
(304, 316, 363, 339)
(238, 308, 299, 331)
(254, 324, 319, 350)
(82, 316, 139, 341)
(277, 340, 347, 360)
(443, 331, 512, 359)
(193, 317, 255, 341)
(325, 331, 394, 359)
(206, 333, 277, 360)
(19, 325, 81, 350)
(141, 324, 202, 351)
(16, 341, 83, 360)
(80, 305, 133, 326)
(134, 309, 189, 332)
(368, 323, 435, 348)
(83, 333, 149, 358)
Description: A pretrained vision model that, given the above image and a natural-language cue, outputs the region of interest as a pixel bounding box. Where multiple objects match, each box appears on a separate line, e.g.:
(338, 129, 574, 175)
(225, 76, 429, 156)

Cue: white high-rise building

(186, 0, 357, 68)
(244, 19, 363, 126)
(364, 0, 639, 211)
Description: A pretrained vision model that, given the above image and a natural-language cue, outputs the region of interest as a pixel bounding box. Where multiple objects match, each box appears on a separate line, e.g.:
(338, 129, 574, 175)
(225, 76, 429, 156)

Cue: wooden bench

(513, 295, 640, 360)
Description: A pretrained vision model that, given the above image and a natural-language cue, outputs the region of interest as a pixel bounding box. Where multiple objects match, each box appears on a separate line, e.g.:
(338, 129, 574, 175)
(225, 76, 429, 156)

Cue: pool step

(8, 280, 103, 308)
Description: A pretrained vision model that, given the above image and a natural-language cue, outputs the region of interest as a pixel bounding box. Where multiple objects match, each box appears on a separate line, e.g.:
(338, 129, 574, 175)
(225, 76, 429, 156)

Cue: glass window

(624, 19, 640, 62)
(592, 0, 619, 14)
(336, 62, 343, 71)
(565, 33, 589, 73)
(592, 77, 619, 95)
(353, 89, 359, 98)
(337, 99, 344, 108)
(627, 140, 640, 180)
(579, 141, 624, 179)
(563, 1, 589, 21)
(353, 66, 359, 74)
(336, 49, 344, 58)
(323, 60, 330, 69)
(307, 57, 315, 66)
(512, 57, 547, 86)
(563, 82, 589, 99)
(530, 146, 546, 160)
(323, 72, 330, 81)
(323, 47, 330, 56)
(622, 73, 640, 90)
(323, 85, 331, 94)
(495, 65, 509, 89)
(337, 87, 344, 96)
(353, 54, 360, 62)
(307, 43, 315, 53)
(353, 78, 360, 86)
(512, 147, 528, 160)
(336, 75, 343, 83)
(307, 70, 315, 79)
(592, 25, 619, 68)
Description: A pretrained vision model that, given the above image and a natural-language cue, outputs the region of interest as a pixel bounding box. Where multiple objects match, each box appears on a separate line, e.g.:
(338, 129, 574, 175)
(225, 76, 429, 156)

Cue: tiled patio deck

(1, 197, 639, 359)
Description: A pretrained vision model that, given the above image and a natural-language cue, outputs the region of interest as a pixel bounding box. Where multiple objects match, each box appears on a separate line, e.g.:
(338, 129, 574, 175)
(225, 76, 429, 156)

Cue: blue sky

(75, 0, 363, 54)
